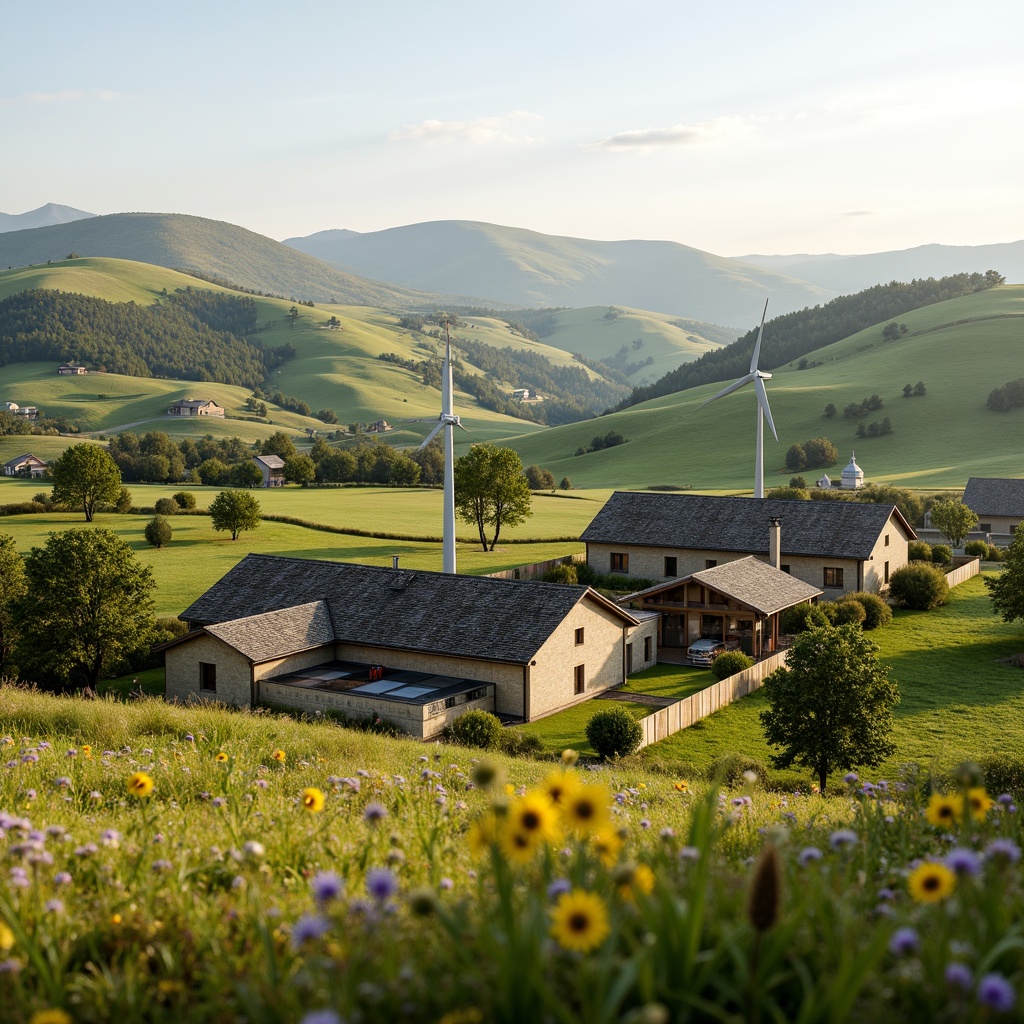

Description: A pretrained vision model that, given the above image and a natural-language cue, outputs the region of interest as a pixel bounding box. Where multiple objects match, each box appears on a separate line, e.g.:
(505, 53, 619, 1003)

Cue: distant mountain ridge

(0, 203, 95, 233)
(0, 213, 470, 309)
(284, 220, 834, 325)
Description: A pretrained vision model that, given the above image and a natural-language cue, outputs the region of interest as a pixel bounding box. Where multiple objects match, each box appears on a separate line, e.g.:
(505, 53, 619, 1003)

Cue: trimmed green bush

(711, 650, 754, 681)
(846, 591, 892, 630)
(154, 497, 179, 517)
(987, 543, 1003, 562)
(964, 539, 989, 558)
(172, 491, 197, 510)
(978, 755, 1024, 799)
(908, 540, 933, 562)
(931, 544, 952, 566)
(780, 602, 830, 635)
(144, 515, 172, 548)
(496, 728, 544, 757)
(541, 563, 578, 585)
(449, 710, 503, 750)
(888, 562, 949, 610)
(832, 599, 867, 626)
(707, 752, 767, 787)
(585, 707, 643, 760)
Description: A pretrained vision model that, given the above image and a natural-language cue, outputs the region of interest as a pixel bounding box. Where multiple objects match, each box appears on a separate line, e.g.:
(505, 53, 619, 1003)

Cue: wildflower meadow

(3, 684, 1024, 1023)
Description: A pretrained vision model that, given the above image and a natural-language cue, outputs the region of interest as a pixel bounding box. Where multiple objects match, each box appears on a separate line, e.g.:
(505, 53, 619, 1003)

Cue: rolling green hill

(500, 285, 1024, 491)
(284, 220, 834, 323)
(0, 214, 463, 307)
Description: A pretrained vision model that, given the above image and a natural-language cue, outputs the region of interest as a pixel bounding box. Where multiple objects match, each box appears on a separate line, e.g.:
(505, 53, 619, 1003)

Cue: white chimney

(392, 555, 400, 570)
(769, 518, 781, 569)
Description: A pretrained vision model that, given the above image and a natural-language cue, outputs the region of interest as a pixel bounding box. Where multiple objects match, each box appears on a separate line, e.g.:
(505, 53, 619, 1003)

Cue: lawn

(620, 661, 712, 699)
(628, 573, 1024, 784)
(518, 698, 650, 756)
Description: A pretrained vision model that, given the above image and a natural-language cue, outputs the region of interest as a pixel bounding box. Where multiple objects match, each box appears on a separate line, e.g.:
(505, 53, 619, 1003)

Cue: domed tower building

(841, 452, 865, 490)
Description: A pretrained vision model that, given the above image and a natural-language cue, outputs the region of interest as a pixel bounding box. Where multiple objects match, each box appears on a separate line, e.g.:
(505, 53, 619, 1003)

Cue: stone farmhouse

(581, 492, 916, 598)
(163, 554, 659, 738)
(253, 454, 286, 487)
(619, 553, 823, 660)
(961, 478, 1024, 544)
(166, 399, 225, 417)
(57, 362, 87, 375)
(3, 453, 47, 478)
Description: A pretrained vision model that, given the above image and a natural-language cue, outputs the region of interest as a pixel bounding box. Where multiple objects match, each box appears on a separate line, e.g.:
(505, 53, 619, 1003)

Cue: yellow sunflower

(215, 752, 229, 763)
(589, 825, 624, 868)
(272, 749, 286, 763)
(127, 771, 154, 798)
(925, 792, 963, 828)
(549, 889, 611, 953)
(0, 922, 14, 951)
(499, 825, 541, 865)
(29, 1011, 72, 1024)
(540, 769, 582, 809)
(562, 782, 612, 837)
(81, 744, 92, 759)
(466, 813, 500, 859)
(617, 862, 656, 901)
(967, 787, 994, 822)
(673, 780, 689, 794)
(508, 791, 562, 845)
(908, 861, 956, 903)
(301, 787, 325, 813)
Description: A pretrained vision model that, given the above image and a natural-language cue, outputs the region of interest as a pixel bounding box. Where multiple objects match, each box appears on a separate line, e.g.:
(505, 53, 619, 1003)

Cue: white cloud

(587, 116, 755, 151)
(390, 110, 544, 146)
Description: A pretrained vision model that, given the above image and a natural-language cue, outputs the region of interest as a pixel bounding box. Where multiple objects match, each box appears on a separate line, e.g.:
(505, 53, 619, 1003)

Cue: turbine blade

(749, 298, 769, 374)
(753, 375, 778, 441)
(698, 372, 756, 409)
(418, 422, 444, 449)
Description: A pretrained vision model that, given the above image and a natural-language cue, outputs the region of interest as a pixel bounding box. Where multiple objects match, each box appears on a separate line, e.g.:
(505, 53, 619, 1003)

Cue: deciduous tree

(986, 523, 1024, 628)
(929, 498, 979, 549)
(209, 490, 262, 541)
(0, 534, 26, 675)
(760, 624, 899, 794)
(454, 444, 533, 551)
(49, 443, 122, 522)
(15, 528, 155, 690)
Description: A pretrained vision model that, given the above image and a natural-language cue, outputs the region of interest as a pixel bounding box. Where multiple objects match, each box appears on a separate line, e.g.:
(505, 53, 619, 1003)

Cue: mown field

(4, 685, 1024, 1022)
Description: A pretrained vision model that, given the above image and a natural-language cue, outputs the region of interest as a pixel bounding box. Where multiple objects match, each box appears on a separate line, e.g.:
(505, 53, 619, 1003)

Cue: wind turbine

(418, 322, 468, 573)
(699, 298, 778, 498)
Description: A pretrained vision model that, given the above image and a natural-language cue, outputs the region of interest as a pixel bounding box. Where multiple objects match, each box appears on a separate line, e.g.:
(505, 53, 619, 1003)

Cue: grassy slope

(503, 285, 1024, 490)
(629, 574, 1024, 781)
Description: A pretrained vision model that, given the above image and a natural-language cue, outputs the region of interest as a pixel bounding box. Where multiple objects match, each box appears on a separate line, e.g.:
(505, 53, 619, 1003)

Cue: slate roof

(179, 554, 637, 665)
(205, 600, 335, 662)
(963, 478, 1024, 517)
(254, 454, 286, 469)
(581, 492, 915, 560)
(620, 556, 823, 616)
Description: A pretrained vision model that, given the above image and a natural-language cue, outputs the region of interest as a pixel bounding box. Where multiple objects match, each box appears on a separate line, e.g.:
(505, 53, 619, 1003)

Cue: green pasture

(629, 574, 1024, 783)
(518, 698, 650, 756)
(505, 285, 1024, 490)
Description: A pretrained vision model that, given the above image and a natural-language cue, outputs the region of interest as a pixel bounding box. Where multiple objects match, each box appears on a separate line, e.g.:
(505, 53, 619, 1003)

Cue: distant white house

(3, 454, 47, 478)
(57, 362, 87, 376)
(167, 399, 225, 418)
(253, 454, 285, 487)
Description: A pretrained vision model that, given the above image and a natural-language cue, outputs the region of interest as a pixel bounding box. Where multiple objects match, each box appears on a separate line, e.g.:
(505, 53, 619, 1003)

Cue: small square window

(884, 560, 890, 584)
(644, 635, 652, 661)
(199, 662, 217, 692)
(780, 564, 791, 574)
(610, 552, 629, 573)
(823, 567, 844, 588)
(574, 627, 585, 646)
(664, 556, 677, 577)
(574, 664, 585, 695)
(705, 559, 717, 569)
(885, 534, 890, 546)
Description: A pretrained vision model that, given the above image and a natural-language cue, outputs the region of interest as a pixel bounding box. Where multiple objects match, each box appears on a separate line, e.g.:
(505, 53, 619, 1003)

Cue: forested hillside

(0, 289, 290, 390)
(618, 272, 1004, 410)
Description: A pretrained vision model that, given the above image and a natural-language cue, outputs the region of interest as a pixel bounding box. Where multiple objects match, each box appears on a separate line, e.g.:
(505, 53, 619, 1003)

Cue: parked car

(687, 638, 726, 666)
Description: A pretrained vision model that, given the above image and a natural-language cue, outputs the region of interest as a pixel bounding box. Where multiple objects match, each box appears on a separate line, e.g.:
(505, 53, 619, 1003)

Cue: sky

(2, 0, 1022, 256)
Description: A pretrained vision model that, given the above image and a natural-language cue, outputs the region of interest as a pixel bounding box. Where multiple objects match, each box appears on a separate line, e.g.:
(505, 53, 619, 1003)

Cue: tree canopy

(49, 443, 122, 522)
(15, 528, 156, 690)
(454, 444, 533, 551)
(929, 498, 979, 549)
(209, 490, 262, 541)
(986, 523, 1024, 629)
(760, 624, 899, 794)
(0, 533, 26, 675)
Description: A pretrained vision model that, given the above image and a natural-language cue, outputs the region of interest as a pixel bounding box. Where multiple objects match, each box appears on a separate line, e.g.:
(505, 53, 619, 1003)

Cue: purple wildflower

(300, 1012, 343, 1024)
(679, 846, 701, 862)
(888, 927, 919, 956)
(152, 859, 173, 873)
(363, 801, 387, 823)
(100, 829, 121, 848)
(439, 877, 453, 891)
(185, 734, 195, 743)
(55, 872, 72, 885)
(366, 867, 398, 901)
(547, 878, 572, 900)
(998, 793, 1014, 806)
(978, 973, 1015, 1013)
(0, 960, 21, 974)
(829, 830, 858, 849)
(844, 772, 858, 784)
(290, 914, 331, 950)
(945, 962, 973, 990)
(799, 847, 823, 866)
(945, 848, 982, 876)
(44, 898, 64, 914)
(985, 839, 1022, 864)
(311, 871, 344, 906)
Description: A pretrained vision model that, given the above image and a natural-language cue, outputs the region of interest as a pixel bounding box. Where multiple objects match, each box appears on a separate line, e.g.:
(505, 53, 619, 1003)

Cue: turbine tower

(418, 323, 467, 573)
(700, 299, 778, 498)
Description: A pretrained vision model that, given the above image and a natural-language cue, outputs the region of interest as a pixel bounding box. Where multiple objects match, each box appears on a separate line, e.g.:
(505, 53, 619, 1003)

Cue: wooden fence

(945, 557, 981, 588)
(636, 648, 790, 750)
(486, 552, 585, 581)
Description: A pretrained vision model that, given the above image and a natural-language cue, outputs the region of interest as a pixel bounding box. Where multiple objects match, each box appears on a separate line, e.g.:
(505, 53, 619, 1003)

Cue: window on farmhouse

(575, 627, 585, 646)
(884, 561, 890, 584)
(644, 635, 652, 661)
(574, 664, 585, 695)
(980, 523, 991, 532)
(780, 564, 791, 574)
(823, 567, 844, 589)
(885, 533, 890, 547)
(705, 559, 717, 570)
(610, 552, 629, 573)
(664, 556, 677, 577)
(199, 662, 217, 692)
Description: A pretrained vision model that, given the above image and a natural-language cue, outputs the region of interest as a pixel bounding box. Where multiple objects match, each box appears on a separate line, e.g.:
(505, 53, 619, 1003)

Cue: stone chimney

(392, 555, 400, 570)
(769, 518, 781, 570)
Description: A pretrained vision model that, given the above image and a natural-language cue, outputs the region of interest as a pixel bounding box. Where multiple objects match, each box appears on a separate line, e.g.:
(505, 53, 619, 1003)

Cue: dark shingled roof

(620, 556, 823, 616)
(963, 478, 1024, 517)
(205, 600, 335, 662)
(581, 492, 914, 559)
(180, 554, 637, 666)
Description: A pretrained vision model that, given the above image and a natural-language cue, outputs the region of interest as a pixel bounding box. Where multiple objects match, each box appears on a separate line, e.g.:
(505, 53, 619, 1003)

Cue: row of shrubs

(541, 561, 656, 592)
(781, 590, 893, 634)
